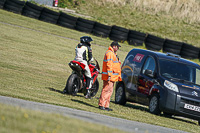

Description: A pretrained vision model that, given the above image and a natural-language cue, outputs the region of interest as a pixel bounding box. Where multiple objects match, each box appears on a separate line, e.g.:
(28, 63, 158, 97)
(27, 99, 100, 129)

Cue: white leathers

(74, 43, 93, 88)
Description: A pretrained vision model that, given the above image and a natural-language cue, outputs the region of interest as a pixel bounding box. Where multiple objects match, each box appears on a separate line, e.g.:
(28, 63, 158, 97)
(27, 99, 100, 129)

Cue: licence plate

(184, 104, 200, 113)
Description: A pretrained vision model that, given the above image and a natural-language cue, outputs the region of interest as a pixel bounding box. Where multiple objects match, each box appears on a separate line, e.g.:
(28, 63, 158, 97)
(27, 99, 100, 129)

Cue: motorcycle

(63, 58, 100, 97)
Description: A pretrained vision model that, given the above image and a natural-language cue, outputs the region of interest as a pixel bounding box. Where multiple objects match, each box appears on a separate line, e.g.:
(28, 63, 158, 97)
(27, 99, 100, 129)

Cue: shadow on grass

(47, 87, 64, 94)
(160, 115, 197, 125)
(110, 101, 148, 112)
(71, 99, 97, 108)
(47, 87, 84, 97)
(125, 103, 149, 112)
(111, 101, 198, 125)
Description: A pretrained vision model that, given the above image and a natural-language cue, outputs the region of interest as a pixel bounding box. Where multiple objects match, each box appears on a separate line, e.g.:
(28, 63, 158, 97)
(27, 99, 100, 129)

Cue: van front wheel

(149, 93, 161, 115)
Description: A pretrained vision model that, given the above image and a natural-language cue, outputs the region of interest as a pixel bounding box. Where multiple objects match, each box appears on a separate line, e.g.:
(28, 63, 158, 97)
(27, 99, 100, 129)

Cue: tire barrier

(145, 34, 165, 51)
(128, 30, 146, 46)
(3, 0, 25, 14)
(0, 0, 6, 9)
(92, 22, 112, 38)
(199, 52, 200, 59)
(22, 2, 43, 19)
(163, 39, 183, 55)
(75, 18, 95, 33)
(57, 12, 77, 29)
(1, 0, 200, 59)
(180, 43, 200, 59)
(109, 25, 129, 42)
(39, 7, 60, 24)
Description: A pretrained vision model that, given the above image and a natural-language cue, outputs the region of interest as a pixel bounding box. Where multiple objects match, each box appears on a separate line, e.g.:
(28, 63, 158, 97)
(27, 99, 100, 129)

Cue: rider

(74, 36, 94, 98)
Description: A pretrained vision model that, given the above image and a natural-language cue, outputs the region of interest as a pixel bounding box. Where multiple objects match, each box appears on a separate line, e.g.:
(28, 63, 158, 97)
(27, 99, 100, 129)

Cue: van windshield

(159, 59, 200, 86)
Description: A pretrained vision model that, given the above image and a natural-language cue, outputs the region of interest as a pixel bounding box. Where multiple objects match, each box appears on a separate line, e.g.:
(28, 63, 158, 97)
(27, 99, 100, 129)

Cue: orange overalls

(98, 46, 122, 108)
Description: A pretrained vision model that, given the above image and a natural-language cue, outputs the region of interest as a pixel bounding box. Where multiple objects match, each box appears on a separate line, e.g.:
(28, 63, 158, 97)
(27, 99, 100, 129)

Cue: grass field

(0, 9, 200, 133)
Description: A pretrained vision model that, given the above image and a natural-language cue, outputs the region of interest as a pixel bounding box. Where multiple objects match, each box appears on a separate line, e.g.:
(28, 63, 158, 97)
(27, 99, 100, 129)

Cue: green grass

(0, 9, 200, 133)
(0, 103, 126, 133)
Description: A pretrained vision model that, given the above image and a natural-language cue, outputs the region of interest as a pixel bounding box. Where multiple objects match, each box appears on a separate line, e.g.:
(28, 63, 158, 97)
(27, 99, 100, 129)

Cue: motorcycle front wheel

(64, 74, 80, 96)
(90, 79, 99, 97)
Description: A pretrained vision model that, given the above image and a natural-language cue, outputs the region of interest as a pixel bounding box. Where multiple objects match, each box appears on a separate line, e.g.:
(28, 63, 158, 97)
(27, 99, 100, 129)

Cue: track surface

(0, 96, 187, 133)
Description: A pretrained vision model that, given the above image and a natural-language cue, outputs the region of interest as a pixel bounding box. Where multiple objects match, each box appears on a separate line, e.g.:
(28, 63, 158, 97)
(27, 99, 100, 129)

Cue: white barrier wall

(28, 0, 53, 6)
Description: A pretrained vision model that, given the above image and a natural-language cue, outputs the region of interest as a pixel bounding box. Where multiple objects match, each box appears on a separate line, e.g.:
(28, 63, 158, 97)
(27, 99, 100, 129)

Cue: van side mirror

(144, 69, 154, 78)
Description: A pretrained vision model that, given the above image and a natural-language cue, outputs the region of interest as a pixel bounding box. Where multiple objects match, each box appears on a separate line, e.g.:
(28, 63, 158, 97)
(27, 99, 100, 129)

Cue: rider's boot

(85, 77, 92, 99)
(85, 87, 91, 99)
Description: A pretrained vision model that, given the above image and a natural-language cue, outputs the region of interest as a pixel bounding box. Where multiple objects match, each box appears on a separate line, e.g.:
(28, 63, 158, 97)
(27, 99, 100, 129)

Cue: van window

(142, 56, 156, 74)
(159, 59, 200, 86)
(123, 54, 135, 74)
(123, 52, 145, 75)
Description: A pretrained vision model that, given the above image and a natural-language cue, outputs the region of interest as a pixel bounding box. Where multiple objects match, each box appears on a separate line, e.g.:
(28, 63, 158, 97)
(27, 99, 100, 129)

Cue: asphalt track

(0, 96, 187, 133)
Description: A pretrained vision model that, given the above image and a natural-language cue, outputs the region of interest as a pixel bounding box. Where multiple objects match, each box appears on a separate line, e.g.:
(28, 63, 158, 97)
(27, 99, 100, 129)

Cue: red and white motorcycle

(63, 59, 100, 97)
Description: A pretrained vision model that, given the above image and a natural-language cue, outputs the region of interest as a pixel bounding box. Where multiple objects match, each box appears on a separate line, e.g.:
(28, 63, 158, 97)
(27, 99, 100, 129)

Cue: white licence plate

(184, 104, 200, 113)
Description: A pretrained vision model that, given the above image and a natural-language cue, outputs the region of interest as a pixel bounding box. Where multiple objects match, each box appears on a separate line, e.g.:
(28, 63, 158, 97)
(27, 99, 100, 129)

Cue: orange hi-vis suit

(99, 46, 122, 108)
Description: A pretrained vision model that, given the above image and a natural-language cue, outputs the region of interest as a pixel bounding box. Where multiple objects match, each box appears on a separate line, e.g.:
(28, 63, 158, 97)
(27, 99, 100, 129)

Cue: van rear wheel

(115, 83, 126, 105)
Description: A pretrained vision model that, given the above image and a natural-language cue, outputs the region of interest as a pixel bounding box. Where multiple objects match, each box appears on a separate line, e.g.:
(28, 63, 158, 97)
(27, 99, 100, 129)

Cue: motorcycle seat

(70, 60, 86, 70)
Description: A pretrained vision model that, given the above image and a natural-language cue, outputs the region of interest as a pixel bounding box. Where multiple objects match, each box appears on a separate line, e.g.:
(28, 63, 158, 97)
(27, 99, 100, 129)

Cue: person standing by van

(98, 41, 122, 111)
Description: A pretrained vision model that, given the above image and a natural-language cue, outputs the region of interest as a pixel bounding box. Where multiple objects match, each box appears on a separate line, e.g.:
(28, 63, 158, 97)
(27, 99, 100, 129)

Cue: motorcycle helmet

(80, 36, 93, 46)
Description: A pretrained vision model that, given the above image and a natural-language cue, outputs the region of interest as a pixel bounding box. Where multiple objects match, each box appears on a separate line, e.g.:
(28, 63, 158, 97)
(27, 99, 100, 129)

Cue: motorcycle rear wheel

(65, 74, 80, 96)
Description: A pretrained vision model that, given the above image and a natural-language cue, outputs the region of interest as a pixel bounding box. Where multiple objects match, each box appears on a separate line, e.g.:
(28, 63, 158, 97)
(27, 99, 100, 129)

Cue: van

(115, 48, 200, 125)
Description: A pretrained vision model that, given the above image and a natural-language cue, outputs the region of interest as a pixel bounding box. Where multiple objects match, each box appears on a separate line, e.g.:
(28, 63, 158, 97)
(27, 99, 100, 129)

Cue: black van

(115, 48, 200, 125)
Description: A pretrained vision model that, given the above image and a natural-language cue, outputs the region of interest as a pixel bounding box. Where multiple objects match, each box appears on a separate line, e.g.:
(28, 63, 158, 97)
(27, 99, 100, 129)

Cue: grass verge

(0, 103, 126, 133)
